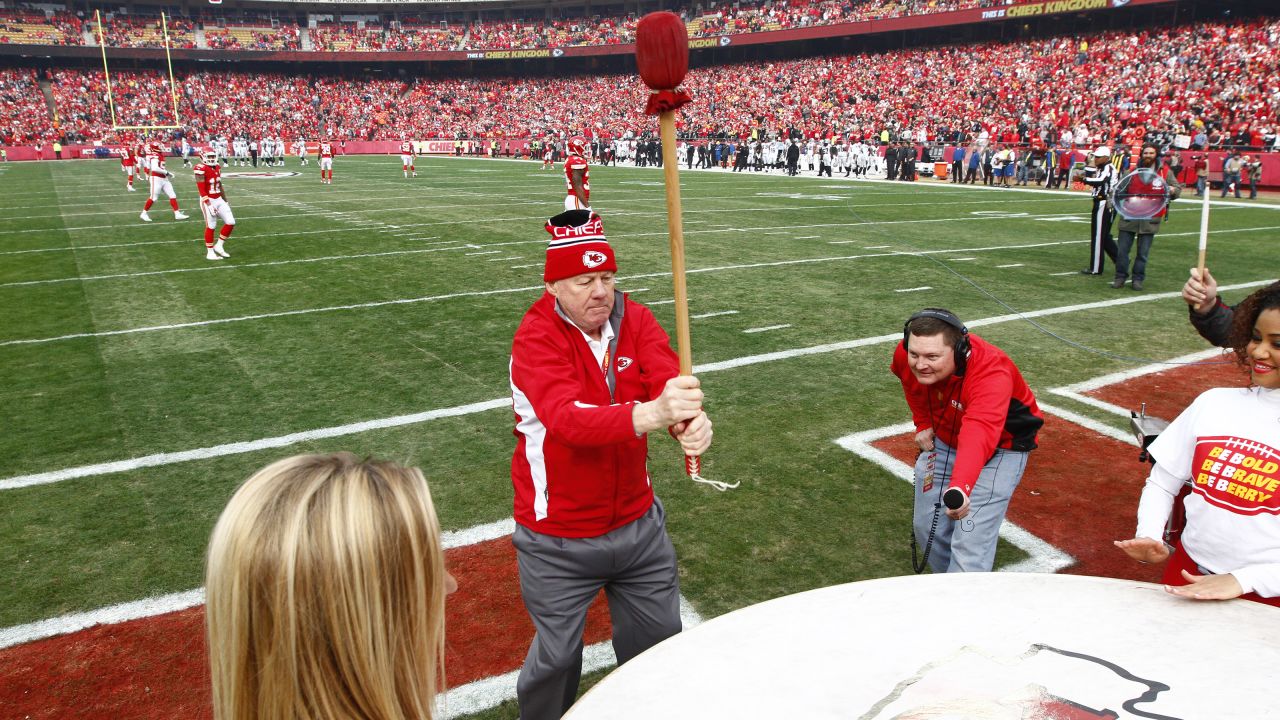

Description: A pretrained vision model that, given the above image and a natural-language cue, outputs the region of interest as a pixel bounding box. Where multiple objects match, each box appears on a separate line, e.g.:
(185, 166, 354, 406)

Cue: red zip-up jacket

(510, 291, 678, 537)
(891, 335, 1043, 495)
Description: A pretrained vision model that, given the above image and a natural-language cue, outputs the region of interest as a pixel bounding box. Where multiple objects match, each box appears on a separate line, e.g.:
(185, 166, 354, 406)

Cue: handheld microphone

(943, 487, 967, 511)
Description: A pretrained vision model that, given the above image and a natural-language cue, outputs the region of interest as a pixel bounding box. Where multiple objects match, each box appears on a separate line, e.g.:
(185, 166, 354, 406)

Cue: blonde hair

(206, 453, 447, 720)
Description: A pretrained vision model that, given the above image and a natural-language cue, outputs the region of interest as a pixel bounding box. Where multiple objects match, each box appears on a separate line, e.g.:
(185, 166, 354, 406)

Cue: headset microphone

(943, 487, 967, 511)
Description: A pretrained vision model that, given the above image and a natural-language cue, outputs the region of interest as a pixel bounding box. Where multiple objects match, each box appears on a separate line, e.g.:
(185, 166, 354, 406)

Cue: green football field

(0, 154, 1276, 713)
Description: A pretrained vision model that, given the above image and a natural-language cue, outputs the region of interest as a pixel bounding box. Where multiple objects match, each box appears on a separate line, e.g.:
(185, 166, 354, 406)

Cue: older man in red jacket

(509, 209, 712, 720)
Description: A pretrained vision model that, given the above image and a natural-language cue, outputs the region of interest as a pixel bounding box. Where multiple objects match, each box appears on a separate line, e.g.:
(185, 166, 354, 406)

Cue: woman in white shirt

(1116, 284, 1280, 606)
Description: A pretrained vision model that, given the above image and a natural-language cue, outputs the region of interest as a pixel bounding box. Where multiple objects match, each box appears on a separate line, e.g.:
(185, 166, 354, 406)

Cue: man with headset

(891, 309, 1044, 572)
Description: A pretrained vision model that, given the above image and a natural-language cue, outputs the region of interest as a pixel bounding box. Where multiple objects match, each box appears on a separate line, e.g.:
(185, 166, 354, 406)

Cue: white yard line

(864, 245, 890, 249)
(996, 263, 1024, 268)
(742, 324, 791, 333)
(3, 281, 1272, 494)
(0, 246, 474, 288)
(833, 422, 1074, 574)
(648, 299, 675, 305)
(0, 238, 1080, 342)
(894, 286, 932, 293)
(1049, 271, 1078, 276)
(0, 513, 703, 720)
(1047, 348, 1227, 418)
(691, 310, 739, 319)
(464, 250, 502, 256)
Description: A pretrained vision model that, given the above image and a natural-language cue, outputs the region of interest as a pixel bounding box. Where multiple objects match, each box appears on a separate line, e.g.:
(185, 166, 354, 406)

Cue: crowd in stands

(461, 16, 631, 49)
(47, 68, 180, 141)
(0, 8, 80, 45)
(381, 21, 465, 52)
(0, 0, 1073, 52)
(310, 21, 385, 51)
(97, 14, 196, 49)
(0, 68, 53, 144)
(5, 18, 1278, 154)
(204, 22, 300, 51)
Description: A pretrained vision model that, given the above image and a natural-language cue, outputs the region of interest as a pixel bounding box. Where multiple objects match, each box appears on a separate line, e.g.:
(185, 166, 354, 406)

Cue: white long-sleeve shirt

(1136, 386, 1280, 597)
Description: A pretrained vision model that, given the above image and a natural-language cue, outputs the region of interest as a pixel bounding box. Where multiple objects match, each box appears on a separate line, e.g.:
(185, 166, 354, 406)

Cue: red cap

(543, 210, 616, 283)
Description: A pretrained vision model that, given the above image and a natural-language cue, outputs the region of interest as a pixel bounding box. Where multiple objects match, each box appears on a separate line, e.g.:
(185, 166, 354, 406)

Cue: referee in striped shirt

(1080, 146, 1119, 275)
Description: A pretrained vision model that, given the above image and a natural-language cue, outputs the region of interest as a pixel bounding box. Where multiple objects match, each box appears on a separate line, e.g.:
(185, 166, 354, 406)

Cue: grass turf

(0, 154, 1275, 715)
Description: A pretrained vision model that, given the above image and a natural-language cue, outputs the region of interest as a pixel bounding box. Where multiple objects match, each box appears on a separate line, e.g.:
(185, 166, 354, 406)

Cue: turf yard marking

(691, 310, 739, 319)
(486, 256, 523, 262)
(894, 286, 933, 292)
(1158, 225, 1280, 238)
(794, 235, 820, 239)
(742, 324, 791, 333)
(510, 264, 540, 269)
(833, 421, 1074, 573)
(997, 264, 1025, 268)
(465, 250, 502, 256)
(624, 287, 651, 293)
(950, 257, 977, 261)
(1048, 348, 1224, 418)
(864, 245, 890, 249)
(0, 239, 1081, 344)
(0, 246, 476, 288)
(1049, 271, 1078, 276)
(2, 282, 1272, 491)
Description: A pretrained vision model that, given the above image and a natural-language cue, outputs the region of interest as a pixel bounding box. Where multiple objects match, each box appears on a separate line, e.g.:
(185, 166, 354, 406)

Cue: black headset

(903, 308, 970, 377)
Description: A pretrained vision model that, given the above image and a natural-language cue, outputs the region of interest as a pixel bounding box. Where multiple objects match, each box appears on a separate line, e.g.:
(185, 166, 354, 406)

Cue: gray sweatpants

(514, 498, 681, 720)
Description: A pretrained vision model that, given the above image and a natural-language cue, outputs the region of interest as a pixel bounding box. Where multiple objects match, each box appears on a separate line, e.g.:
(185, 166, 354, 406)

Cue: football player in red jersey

(194, 151, 235, 260)
(120, 144, 137, 192)
(140, 141, 189, 222)
(564, 135, 590, 211)
(319, 139, 334, 184)
(399, 138, 416, 178)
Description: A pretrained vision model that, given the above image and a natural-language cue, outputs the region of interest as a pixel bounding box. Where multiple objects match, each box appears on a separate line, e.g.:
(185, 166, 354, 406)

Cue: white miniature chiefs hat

(1091, 146, 1113, 158)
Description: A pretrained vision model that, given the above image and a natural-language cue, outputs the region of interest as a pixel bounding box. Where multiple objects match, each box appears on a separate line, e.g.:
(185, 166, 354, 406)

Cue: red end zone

(0, 536, 613, 720)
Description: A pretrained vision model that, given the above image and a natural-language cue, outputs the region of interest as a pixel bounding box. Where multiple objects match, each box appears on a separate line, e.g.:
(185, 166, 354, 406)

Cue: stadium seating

(5, 18, 1278, 153)
(0, 8, 82, 45)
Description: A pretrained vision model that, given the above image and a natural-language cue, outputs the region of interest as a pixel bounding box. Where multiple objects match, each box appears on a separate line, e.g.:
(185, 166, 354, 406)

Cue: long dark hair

(1228, 281, 1280, 369)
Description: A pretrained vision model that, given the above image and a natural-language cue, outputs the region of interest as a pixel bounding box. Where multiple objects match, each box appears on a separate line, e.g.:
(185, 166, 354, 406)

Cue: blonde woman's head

(206, 452, 447, 720)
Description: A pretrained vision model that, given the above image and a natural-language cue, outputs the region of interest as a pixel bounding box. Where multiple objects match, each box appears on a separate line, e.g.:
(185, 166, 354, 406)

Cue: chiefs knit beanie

(543, 209, 616, 283)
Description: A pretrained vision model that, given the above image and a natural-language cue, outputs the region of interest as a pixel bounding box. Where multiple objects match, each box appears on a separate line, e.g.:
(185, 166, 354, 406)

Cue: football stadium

(1, 0, 1278, 717)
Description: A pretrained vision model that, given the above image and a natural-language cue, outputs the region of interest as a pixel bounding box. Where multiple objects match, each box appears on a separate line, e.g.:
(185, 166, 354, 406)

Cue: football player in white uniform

(140, 141, 189, 222)
(194, 150, 235, 260)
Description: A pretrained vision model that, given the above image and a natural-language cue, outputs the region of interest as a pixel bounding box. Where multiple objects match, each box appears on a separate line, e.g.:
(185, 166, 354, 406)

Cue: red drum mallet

(636, 12, 736, 491)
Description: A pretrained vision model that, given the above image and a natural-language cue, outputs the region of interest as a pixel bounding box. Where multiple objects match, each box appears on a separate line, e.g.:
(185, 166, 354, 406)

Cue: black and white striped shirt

(1082, 162, 1117, 200)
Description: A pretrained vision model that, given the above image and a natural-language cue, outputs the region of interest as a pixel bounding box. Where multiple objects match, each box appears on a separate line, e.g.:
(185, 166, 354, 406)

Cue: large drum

(566, 573, 1277, 719)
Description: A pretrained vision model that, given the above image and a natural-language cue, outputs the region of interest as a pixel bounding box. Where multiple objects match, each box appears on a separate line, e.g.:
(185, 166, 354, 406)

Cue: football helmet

(568, 136, 587, 156)
(202, 150, 218, 165)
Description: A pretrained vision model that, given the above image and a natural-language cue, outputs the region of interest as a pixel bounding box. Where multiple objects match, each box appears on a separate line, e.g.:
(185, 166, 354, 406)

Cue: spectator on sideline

(1112, 144, 1182, 291)
(1116, 283, 1280, 607)
(205, 453, 456, 720)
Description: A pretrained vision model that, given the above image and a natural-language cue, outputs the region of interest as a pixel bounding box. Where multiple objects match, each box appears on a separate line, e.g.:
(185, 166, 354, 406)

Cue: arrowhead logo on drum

(860, 644, 1178, 720)
(582, 250, 607, 268)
